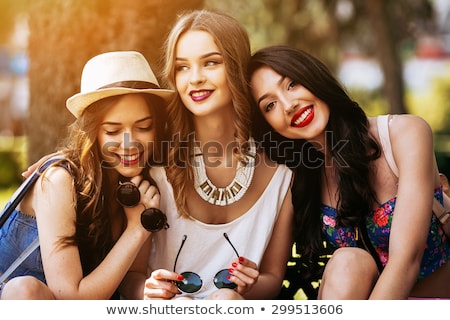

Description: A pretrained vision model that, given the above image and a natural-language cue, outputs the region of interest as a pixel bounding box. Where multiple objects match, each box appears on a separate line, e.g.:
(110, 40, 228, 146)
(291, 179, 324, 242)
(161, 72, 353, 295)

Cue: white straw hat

(66, 51, 175, 118)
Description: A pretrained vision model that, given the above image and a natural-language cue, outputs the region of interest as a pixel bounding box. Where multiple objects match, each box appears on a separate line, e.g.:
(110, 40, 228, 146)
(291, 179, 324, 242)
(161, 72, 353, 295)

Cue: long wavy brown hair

(48, 93, 167, 275)
(161, 9, 253, 218)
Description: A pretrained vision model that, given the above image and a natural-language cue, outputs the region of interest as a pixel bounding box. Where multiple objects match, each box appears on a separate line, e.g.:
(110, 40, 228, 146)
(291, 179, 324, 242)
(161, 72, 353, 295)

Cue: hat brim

(66, 87, 175, 118)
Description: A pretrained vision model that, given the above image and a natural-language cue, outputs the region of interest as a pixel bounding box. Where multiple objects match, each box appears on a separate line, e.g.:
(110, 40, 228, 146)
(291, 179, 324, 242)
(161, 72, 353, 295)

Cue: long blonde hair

(162, 9, 252, 217)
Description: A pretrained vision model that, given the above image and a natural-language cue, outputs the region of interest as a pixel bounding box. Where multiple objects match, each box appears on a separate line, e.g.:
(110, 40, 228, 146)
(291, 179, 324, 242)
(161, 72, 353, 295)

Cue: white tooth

(294, 107, 312, 125)
(192, 91, 208, 97)
(123, 154, 138, 161)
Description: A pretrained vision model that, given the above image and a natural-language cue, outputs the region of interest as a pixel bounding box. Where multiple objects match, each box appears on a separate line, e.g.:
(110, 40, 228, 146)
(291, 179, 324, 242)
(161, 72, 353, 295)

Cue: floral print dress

(321, 187, 450, 279)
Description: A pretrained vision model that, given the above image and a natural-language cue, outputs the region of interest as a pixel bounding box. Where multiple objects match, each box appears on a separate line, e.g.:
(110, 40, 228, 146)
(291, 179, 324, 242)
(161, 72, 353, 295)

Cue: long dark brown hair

(248, 46, 381, 261)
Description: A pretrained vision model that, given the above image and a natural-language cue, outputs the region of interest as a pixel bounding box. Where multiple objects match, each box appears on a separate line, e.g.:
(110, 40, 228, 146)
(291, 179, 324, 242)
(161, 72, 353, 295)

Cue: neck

(192, 138, 256, 206)
(193, 111, 236, 144)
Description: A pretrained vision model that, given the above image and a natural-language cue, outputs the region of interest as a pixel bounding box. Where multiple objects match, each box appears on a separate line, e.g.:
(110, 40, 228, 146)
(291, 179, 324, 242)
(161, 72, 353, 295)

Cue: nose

(283, 98, 299, 115)
(122, 131, 139, 149)
(189, 67, 206, 85)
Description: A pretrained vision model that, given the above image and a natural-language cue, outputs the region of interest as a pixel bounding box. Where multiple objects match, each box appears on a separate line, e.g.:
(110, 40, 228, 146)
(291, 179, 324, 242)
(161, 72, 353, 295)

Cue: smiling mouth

(291, 105, 313, 127)
(119, 153, 140, 165)
(190, 90, 212, 101)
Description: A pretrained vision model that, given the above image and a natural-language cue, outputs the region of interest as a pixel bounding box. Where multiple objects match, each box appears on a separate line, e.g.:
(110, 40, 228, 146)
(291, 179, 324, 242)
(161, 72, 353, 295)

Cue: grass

(0, 186, 17, 210)
(0, 135, 26, 210)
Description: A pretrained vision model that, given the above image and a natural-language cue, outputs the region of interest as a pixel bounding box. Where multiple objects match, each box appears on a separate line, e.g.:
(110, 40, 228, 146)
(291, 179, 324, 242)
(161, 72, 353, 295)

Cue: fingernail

(238, 257, 244, 262)
(232, 262, 238, 268)
(228, 268, 234, 274)
(177, 275, 184, 281)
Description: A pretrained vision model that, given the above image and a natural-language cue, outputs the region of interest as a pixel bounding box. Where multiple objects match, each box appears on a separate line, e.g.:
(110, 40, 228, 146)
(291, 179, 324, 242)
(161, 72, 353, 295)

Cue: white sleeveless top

(148, 164, 292, 299)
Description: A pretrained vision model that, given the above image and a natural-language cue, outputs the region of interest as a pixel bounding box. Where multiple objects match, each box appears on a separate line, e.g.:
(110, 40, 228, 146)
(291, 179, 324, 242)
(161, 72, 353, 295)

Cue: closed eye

(137, 123, 154, 131)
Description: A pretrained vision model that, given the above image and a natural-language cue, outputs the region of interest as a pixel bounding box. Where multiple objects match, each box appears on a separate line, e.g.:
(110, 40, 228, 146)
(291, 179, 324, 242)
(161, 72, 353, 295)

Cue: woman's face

(97, 94, 156, 178)
(173, 30, 233, 117)
(250, 65, 330, 142)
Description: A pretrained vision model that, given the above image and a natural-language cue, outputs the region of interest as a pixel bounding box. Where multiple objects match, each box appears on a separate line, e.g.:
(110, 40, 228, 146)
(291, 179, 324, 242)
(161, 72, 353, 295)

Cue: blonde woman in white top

(144, 10, 293, 300)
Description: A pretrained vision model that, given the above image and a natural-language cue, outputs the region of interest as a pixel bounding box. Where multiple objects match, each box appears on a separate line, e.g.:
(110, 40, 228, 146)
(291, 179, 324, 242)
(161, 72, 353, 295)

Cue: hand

(21, 152, 61, 178)
(123, 176, 160, 230)
(143, 269, 182, 299)
(228, 256, 259, 296)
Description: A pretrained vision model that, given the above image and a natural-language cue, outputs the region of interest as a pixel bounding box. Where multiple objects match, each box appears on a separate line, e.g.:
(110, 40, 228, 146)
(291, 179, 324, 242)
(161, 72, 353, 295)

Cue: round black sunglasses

(116, 180, 168, 232)
(173, 233, 240, 293)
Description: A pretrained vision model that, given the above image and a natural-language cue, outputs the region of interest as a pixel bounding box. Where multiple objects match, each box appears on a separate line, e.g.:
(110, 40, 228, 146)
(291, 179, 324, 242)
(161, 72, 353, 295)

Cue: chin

(118, 167, 144, 178)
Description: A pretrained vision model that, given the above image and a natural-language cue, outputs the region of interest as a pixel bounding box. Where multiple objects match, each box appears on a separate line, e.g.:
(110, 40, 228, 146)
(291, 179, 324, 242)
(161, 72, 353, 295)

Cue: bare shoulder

(388, 114, 432, 139)
(21, 164, 74, 216)
(387, 114, 435, 165)
(36, 165, 74, 192)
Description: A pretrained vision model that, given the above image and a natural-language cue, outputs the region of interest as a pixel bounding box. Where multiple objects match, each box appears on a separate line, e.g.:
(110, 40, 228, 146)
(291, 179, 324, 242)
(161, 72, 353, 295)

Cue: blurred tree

(0, 0, 27, 43)
(27, 0, 203, 164)
(366, 0, 407, 114)
(208, 0, 436, 115)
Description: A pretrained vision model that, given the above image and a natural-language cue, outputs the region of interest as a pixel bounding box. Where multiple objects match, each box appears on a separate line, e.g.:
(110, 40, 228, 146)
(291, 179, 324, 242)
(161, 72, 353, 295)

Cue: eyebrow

(256, 75, 286, 107)
(175, 51, 222, 62)
(101, 116, 153, 126)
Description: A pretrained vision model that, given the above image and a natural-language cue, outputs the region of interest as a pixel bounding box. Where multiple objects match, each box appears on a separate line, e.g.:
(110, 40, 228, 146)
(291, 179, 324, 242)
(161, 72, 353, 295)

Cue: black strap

(357, 223, 384, 273)
(0, 157, 66, 228)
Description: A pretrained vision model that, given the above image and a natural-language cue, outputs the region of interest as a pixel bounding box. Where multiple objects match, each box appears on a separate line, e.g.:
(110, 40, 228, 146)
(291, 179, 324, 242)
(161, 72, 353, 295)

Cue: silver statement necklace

(192, 138, 257, 206)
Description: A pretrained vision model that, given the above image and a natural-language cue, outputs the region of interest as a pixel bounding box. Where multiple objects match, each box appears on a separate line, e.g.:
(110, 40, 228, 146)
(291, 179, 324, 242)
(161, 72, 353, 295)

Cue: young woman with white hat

(0, 51, 174, 299)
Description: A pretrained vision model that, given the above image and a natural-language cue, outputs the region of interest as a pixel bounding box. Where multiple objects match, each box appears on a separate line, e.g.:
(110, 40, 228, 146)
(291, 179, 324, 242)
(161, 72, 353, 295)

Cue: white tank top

(148, 164, 292, 299)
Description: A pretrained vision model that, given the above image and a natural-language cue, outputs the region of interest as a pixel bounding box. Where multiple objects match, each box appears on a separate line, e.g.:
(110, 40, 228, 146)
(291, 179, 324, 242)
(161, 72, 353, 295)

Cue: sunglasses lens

(214, 269, 237, 289)
(116, 182, 140, 207)
(141, 208, 167, 232)
(176, 272, 202, 293)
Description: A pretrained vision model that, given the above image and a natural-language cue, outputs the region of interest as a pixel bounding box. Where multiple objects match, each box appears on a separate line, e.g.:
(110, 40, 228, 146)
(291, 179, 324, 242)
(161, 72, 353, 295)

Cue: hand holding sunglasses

(116, 178, 168, 232)
(173, 233, 240, 293)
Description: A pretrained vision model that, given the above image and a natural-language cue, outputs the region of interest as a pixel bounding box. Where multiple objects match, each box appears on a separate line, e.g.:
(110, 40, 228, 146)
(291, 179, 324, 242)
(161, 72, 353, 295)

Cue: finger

(236, 256, 257, 270)
(142, 185, 160, 208)
(145, 270, 182, 298)
(145, 278, 181, 296)
(138, 179, 150, 191)
(129, 175, 143, 186)
(143, 287, 177, 300)
(232, 267, 259, 282)
(150, 269, 182, 282)
(21, 156, 47, 178)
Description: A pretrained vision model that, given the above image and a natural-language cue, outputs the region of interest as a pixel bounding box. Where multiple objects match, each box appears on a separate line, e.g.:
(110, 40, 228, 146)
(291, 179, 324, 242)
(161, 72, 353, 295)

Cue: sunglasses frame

(115, 179, 168, 232)
(173, 233, 240, 293)
(116, 181, 140, 207)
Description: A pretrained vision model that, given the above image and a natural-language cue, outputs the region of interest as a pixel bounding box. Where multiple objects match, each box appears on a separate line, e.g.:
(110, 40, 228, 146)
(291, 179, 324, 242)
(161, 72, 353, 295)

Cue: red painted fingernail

(232, 262, 238, 268)
(239, 256, 244, 262)
(227, 275, 231, 280)
(228, 268, 234, 273)
(177, 275, 184, 281)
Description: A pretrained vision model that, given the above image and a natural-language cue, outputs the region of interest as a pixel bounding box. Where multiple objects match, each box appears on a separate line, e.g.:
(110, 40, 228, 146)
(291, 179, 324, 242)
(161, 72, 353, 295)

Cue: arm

(240, 184, 294, 299)
(370, 114, 438, 299)
(34, 167, 152, 300)
(118, 235, 152, 299)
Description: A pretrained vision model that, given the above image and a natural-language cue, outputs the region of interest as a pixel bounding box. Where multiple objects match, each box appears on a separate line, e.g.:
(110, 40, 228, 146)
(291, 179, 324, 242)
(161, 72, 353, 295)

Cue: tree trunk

(366, 0, 407, 114)
(27, 0, 203, 164)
